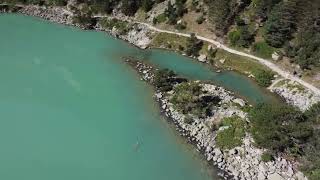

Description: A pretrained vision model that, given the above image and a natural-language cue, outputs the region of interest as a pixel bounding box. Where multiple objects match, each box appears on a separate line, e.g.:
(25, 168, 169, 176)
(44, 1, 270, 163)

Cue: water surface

(0, 14, 276, 180)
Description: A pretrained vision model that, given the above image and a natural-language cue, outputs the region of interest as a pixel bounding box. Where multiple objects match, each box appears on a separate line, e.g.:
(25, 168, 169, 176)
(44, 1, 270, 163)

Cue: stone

(207, 154, 213, 161)
(272, 52, 281, 61)
(268, 173, 284, 180)
(220, 58, 226, 64)
(206, 146, 212, 153)
(229, 149, 238, 155)
(259, 163, 268, 173)
(295, 172, 308, 180)
(287, 166, 294, 177)
(258, 172, 267, 180)
(198, 54, 207, 62)
(233, 98, 246, 107)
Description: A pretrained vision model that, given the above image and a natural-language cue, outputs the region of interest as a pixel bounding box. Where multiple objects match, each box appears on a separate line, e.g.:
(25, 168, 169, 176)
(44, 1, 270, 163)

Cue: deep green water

(0, 14, 274, 180)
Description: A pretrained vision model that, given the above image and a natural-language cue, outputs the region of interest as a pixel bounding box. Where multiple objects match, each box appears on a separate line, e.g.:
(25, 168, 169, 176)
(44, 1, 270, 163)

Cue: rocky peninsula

(126, 58, 307, 180)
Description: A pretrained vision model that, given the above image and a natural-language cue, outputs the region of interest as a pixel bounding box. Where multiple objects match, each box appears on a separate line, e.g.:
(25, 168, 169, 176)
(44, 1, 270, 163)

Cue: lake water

(0, 14, 275, 180)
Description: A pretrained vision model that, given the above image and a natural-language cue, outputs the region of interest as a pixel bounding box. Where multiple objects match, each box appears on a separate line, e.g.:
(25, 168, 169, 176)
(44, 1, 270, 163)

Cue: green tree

(291, 1, 320, 69)
(250, 103, 313, 153)
(121, 0, 140, 16)
(175, 0, 186, 17)
(165, 1, 177, 24)
(185, 33, 203, 57)
(207, 0, 232, 34)
(264, 0, 299, 47)
(141, 0, 153, 12)
(253, 0, 281, 20)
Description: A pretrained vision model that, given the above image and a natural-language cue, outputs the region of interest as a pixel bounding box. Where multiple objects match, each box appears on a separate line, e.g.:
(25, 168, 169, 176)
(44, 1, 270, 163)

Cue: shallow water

(0, 14, 276, 180)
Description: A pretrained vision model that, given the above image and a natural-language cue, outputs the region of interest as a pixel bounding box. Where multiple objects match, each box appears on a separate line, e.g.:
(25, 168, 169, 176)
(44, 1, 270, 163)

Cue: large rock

(198, 54, 207, 62)
(268, 173, 284, 180)
(233, 98, 246, 107)
(272, 52, 281, 61)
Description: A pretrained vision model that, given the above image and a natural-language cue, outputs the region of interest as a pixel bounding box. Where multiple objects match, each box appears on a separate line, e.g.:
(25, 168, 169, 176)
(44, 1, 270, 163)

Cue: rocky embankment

(270, 79, 320, 111)
(95, 19, 153, 49)
(126, 59, 307, 180)
(0, 5, 76, 27)
(0, 5, 152, 49)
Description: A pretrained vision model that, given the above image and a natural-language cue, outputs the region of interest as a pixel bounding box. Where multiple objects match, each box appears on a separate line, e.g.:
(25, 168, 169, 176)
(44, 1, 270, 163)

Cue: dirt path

(128, 21, 319, 95)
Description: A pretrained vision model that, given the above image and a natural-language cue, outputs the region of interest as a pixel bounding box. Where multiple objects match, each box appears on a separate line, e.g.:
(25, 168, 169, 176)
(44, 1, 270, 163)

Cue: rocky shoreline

(126, 59, 307, 180)
(270, 79, 320, 111)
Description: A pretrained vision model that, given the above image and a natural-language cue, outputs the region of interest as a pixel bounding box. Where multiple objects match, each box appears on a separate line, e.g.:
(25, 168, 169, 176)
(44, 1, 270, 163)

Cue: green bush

(304, 102, 320, 123)
(154, 69, 176, 92)
(253, 41, 275, 58)
(184, 115, 194, 124)
(252, 69, 275, 87)
(99, 18, 130, 35)
(261, 152, 274, 162)
(228, 30, 241, 46)
(216, 116, 246, 150)
(171, 82, 220, 118)
(196, 15, 205, 24)
(228, 26, 254, 48)
(153, 13, 167, 24)
(72, 14, 95, 27)
(175, 22, 187, 30)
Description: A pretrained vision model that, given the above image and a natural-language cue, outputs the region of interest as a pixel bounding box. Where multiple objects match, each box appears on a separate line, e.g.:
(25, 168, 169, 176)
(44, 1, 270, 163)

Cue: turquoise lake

(0, 14, 275, 180)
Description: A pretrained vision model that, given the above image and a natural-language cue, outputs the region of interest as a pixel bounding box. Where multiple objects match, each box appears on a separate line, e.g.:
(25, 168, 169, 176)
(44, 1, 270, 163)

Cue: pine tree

(254, 0, 281, 21)
(207, 0, 232, 35)
(141, 0, 153, 12)
(185, 33, 203, 57)
(175, 0, 186, 17)
(292, 0, 320, 69)
(121, 0, 140, 16)
(264, 0, 299, 47)
(165, 1, 177, 24)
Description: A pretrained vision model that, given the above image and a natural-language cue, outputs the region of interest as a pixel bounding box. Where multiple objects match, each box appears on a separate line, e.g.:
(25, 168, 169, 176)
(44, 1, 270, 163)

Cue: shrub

(216, 116, 246, 150)
(252, 69, 275, 87)
(72, 14, 95, 28)
(184, 115, 194, 124)
(228, 30, 241, 46)
(99, 18, 130, 35)
(175, 21, 187, 30)
(154, 69, 177, 91)
(304, 102, 320, 123)
(153, 13, 167, 24)
(261, 152, 274, 162)
(228, 26, 254, 48)
(196, 15, 205, 24)
(253, 41, 275, 58)
(171, 82, 220, 118)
